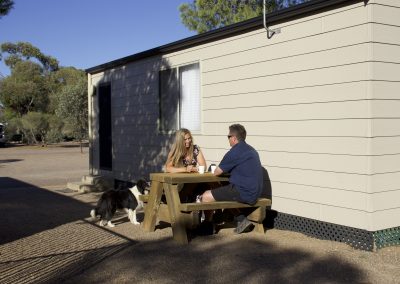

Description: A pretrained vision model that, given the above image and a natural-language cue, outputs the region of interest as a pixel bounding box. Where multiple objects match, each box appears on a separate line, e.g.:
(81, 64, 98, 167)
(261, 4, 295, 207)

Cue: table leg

(143, 180, 163, 232)
(164, 183, 188, 244)
(247, 206, 266, 234)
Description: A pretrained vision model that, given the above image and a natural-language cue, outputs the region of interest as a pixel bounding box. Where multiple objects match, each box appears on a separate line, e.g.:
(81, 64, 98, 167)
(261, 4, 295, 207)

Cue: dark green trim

(86, 0, 366, 74)
(271, 211, 399, 251)
(374, 227, 400, 249)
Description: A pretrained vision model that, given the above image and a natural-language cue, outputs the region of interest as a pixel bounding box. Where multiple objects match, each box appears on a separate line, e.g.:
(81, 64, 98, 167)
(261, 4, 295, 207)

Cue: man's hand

(213, 166, 223, 176)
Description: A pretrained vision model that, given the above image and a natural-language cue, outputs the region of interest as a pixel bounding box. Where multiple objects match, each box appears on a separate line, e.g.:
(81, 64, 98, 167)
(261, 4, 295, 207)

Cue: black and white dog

(90, 179, 150, 227)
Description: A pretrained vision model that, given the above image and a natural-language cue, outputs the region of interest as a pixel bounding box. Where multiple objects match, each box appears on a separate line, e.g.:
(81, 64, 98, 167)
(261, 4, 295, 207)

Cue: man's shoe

(234, 217, 253, 234)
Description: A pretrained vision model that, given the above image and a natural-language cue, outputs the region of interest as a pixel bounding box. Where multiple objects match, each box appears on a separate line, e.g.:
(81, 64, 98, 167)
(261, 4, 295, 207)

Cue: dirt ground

(0, 144, 400, 283)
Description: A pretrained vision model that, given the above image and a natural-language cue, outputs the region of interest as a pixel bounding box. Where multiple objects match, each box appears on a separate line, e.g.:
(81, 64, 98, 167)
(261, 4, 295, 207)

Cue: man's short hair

(229, 124, 246, 141)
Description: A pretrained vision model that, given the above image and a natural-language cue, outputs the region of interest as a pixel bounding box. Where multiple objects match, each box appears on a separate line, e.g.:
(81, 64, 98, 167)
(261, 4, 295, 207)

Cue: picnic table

(142, 172, 271, 244)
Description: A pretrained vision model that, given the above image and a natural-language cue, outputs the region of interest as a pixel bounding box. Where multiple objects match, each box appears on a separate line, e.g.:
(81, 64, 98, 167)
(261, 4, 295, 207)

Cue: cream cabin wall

(88, 0, 400, 230)
(367, 0, 400, 230)
(161, 0, 376, 230)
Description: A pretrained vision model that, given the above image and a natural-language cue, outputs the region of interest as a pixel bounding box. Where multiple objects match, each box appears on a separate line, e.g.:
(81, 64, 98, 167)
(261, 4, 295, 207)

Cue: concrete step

(68, 174, 114, 193)
(79, 184, 100, 193)
(81, 175, 113, 189)
(67, 181, 103, 193)
(81, 175, 101, 184)
(67, 181, 81, 192)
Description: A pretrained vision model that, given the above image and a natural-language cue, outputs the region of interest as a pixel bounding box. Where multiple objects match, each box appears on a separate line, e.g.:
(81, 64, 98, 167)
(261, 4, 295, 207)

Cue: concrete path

(0, 144, 399, 283)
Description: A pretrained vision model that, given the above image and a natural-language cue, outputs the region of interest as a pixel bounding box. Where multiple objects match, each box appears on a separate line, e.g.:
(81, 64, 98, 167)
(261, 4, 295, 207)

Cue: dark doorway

(98, 84, 112, 170)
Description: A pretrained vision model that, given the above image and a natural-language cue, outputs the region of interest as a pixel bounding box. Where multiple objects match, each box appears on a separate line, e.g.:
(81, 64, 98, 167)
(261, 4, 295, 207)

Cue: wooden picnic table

(143, 172, 271, 244)
(142, 172, 228, 243)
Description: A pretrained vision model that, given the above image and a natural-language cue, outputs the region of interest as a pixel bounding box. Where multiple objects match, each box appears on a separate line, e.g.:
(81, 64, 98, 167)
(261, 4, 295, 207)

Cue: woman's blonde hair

(168, 128, 194, 167)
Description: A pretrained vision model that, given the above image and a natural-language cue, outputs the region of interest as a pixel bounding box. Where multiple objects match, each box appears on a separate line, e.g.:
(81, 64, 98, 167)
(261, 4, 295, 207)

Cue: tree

(1, 42, 59, 72)
(20, 112, 50, 145)
(0, 42, 88, 146)
(48, 67, 86, 114)
(0, 61, 50, 115)
(180, 0, 308, 34)
(55, 77, 88, 152)
(0, 0, 14, 18)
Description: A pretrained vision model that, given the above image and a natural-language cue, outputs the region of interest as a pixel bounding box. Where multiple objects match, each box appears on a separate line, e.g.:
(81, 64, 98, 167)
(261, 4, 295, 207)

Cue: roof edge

(86, 0, 366, 74)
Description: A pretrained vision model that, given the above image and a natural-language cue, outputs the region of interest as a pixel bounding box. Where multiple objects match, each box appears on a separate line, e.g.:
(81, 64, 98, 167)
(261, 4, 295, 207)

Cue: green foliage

(2, 109, 22, 141)
(179, 0, 309, 33)
(0, 61, 49, 115)
(0, 42, 88, 145)
(20, 112, 50, 145)
(2, 109, 64, 144)
(0, 42, 59, 72)
(55, 77, 88, 142)
(48, 67, 86, 114)
(52, 67, 86, 87)
(4, 117, 22, 141)
(0, 0, 14, 18)
(45, 114, 64, 143)
(16, 112, 63, 144)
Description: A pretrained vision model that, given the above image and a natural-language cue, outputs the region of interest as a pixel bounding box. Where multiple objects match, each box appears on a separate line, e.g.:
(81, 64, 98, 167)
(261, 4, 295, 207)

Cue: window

(159, 63, 200, 132)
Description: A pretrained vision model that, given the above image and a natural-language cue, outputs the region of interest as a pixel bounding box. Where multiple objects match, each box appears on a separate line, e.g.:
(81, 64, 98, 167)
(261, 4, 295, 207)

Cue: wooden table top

(150, 172, 229, 184)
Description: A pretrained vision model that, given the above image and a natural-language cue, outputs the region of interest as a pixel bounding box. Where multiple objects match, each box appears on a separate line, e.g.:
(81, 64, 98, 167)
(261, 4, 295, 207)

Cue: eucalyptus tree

(0, 42, 88, 145)
(180, 0, 308, 33)
(1, 42, 59, 72)
(0, 0, 14, 18)
(0, 61, 50, 115)
(55, 76, 88, 152)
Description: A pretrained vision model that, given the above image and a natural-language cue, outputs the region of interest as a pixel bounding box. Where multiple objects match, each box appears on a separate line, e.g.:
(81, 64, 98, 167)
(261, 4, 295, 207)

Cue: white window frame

(159, 62, 201, 133)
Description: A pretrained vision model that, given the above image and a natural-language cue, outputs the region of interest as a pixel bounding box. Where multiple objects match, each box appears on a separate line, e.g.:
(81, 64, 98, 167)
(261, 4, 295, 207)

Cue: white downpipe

(263, 0, 275, 39)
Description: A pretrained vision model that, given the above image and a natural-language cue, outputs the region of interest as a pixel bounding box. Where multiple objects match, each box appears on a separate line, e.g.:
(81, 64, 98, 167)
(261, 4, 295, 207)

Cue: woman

(165, 128, 207, 203)
(165, 128, 206, 173)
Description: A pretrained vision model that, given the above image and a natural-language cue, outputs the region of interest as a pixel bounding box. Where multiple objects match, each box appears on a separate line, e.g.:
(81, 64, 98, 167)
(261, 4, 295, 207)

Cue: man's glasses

(227, 135, 233, 139)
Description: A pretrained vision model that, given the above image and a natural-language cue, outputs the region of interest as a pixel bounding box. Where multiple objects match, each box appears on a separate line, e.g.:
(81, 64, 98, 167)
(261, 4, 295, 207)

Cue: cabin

(86, 0, 400, 250)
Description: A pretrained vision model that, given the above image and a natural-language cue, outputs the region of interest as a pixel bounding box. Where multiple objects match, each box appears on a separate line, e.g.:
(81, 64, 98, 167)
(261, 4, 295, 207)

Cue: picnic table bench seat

(143, 173, 272, 244)
(140, 194, 271, 233)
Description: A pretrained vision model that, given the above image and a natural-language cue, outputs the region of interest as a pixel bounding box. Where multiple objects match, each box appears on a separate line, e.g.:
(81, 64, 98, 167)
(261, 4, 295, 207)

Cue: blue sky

(0, 0, 195, 77)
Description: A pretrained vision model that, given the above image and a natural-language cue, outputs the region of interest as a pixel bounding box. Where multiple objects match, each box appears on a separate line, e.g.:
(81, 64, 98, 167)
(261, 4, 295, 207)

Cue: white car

(0, 123, 6, 146)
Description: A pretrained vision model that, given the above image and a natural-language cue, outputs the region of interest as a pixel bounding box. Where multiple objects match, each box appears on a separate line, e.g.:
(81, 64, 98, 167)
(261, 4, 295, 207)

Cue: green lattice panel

(374, 227, 400, 249)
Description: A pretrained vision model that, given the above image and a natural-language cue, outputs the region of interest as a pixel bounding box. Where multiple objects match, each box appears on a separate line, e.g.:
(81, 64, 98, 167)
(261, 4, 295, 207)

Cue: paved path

(1, 144, 400, 283)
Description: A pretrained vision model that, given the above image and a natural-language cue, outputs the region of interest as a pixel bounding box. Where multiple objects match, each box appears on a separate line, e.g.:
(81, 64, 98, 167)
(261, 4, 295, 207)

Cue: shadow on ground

(0, 177, 368, 283)
(0, 177, 137, 284)
(66, 235, 368, 283)
(0, 177, 94, 245)
(0, 159, 23, 164)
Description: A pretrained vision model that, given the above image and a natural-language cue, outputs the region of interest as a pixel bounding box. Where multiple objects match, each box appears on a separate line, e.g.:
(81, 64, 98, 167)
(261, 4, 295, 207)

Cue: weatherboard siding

(196, 1, 372, 229)
(88, 0, 400, 230)
(368, 0, 400, 230)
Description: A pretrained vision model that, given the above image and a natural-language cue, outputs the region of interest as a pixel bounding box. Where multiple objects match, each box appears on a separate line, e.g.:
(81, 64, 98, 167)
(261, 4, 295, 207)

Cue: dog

(90, 179, 150, 227)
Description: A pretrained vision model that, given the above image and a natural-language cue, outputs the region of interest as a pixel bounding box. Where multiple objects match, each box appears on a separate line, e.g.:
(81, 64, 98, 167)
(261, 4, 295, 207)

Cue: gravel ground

(0, 144, 399, 283)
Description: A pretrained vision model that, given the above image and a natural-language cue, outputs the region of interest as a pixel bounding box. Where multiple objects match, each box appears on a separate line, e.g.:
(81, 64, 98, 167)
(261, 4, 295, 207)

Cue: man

(201, 124, 264, 234)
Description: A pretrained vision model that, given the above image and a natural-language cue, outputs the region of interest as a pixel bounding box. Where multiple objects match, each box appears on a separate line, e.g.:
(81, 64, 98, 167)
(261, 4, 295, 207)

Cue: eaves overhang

(86, 0, 366, 74)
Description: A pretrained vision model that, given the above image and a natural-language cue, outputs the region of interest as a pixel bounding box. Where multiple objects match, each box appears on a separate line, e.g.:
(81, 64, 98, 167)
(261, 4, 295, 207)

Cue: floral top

(182, 145, 200, 167)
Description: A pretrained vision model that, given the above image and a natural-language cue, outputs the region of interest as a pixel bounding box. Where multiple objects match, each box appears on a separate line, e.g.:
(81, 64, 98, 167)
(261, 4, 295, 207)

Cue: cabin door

(98, 84, 112, 170)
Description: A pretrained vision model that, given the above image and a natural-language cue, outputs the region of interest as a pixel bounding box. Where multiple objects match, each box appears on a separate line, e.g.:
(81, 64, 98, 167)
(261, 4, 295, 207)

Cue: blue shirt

(219, 141, 263, 204)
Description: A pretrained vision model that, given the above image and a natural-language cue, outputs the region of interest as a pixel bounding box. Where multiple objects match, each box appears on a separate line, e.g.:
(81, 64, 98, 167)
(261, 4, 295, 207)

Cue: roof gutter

(86, 0, 366, 74)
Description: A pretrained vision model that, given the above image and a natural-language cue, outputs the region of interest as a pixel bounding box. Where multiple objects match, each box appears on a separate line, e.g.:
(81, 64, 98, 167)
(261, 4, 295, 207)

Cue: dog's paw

(90, 209, 96, 219)
(99, 220, 106, 226)
(107, 221, 115, 228)
(132, 220, 140, 225)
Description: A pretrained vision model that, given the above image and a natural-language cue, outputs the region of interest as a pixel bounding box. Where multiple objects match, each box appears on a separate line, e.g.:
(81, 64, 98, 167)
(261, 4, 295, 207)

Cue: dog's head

(135, 179, 150, 195)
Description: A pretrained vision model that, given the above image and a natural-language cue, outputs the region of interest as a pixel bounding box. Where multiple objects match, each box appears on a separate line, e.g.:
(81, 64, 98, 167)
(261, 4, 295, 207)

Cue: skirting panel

(271, 211, 400, 251)
(374, 227, 400, 249)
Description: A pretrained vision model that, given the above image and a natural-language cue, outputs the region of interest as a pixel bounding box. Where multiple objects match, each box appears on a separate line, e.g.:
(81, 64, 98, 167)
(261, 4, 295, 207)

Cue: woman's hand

(186, 165, 198, 172)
